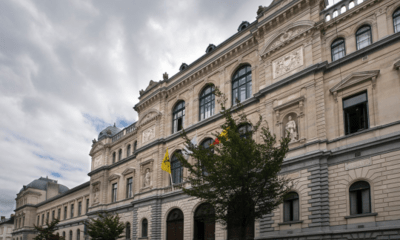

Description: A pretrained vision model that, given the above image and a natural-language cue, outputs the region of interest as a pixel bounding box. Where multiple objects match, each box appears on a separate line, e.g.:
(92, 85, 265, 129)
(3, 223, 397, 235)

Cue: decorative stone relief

(287, 171, 301, 180)
(142, 126, 155, 143)
(270, 29, 302, 50)
(94, 155, 102, 168)
(345, 158, 372, 170)
(272, 47, 303, 79)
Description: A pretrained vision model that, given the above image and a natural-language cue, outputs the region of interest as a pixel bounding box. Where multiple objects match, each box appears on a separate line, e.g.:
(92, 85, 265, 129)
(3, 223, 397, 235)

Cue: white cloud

(0, 0, 271, 216)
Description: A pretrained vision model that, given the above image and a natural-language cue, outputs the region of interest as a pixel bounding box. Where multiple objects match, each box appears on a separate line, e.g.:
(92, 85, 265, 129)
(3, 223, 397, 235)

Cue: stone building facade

(0, 215, 14, 240)
(12, 0, 400, 239)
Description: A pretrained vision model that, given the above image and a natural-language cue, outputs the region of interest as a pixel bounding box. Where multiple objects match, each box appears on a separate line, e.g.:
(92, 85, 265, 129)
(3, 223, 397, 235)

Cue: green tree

(85, 212, 125, 240)
(33, 218, 64, 240)
(178, 87, 292, 240)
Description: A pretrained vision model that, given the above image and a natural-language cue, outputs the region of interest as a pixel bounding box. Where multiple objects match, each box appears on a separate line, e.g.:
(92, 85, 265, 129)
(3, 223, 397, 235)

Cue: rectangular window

(64, 207, 67, 220)
(86, 199, 89, 214)
(37, 216, 39, 226)
(42, 214, 44, 225)
(70, 204, 74, 218)
(58, 208, 61, 220)
(343, 92, 369, 135)
(126, 178, 133, 199)
(112, 183, 118, 203)
(46, 212, 49, 223)
(52, 210, 55, 221)
(78, 202, 82, 216)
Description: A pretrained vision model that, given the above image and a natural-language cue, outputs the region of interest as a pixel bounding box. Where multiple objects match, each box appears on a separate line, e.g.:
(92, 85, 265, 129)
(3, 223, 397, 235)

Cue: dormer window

(205, 44, 216, 53)
(237, 21, 250, 32)
(179, 63, 188, 71)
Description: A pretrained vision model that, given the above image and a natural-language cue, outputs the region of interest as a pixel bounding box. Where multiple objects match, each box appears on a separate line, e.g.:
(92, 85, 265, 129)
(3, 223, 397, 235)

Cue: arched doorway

(167, 208, 184, 240)
(194, 203, 215, 240)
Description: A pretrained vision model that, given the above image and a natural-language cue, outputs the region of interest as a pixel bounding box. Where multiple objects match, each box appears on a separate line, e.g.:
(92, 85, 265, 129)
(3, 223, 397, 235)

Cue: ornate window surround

(330, 70, 380, 137)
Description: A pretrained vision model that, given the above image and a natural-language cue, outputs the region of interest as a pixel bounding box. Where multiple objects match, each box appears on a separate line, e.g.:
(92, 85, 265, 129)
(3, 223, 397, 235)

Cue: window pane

(233, 81, 238, 88)
(239, 77, 246, 86)
(349, 1, 354, 8)
(247, 81, 252, 99)
(341, 6, 346, 13)
(238, 68, 245, 76)
(240, 86, 246, 101)
(395, 10, 400, 33)
(246, 73, 252, 82)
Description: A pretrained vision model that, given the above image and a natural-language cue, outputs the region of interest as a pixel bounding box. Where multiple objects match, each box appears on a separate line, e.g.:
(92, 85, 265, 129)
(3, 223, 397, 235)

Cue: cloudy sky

(0, 0, 284, 218)
(0, 0, 338, 218)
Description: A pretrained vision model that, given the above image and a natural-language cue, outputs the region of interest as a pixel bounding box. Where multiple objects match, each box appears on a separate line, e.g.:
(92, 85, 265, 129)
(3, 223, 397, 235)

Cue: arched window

(77, 229, 80, 240)
(341, 6, 346, 13)
(333, 10, 338, 18)
(394, 8, 400, 33)
(326, 14, 331, 21)
(133, 141, 137, 152)
(141, 219, 147, 238)
(69, 230, 73, 240)
(171, 152, 183, 184)
(199, 85, 215, 121)
(62, 231, 65, 239)
(356, 25, 372, 50)
(194, 203, 215, 240)
(232, 65, 252, 105)
(172, 101, 185, 133)
(112, 152, 116, 164)
(349, 1, 355, 9)
(238, 124, 252, 139)
(283, 192, 299, 222)
(118, 149, 122, 161)
(127, 145, 131, 157)
(126, 222, 131, 239)
(167, 209, 184, 240)
(200, 138, 214, 176)
(331, 38, 346, 61)
(349, 181, 371, 215)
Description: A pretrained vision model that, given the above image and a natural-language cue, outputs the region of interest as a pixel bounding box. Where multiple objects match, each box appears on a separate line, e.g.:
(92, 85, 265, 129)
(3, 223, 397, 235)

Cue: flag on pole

(212, 127, 230, 145)
(161, 148, 171, 174)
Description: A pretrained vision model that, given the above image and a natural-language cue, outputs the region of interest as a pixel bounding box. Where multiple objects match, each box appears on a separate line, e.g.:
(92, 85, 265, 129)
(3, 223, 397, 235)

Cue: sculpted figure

(144, 169, 151, 187)
(93, 188, 99, 203)
(285, 116, 297, 142)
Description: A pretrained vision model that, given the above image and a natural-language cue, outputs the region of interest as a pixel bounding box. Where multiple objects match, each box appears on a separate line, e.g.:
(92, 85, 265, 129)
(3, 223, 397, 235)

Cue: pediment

(261, 21, 315, 57)
(90, 142, 105, 155)
(330, 70, 380, 93)
(145, 80, 158, 91)
(122, 167, 136, 176)
(108, 173, 121, 181)
(138, 109, 162, 127)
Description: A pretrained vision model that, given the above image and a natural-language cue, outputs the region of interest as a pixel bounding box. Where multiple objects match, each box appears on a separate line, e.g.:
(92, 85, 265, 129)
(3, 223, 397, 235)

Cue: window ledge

(278, 220, 303, 226)
(344, 213, 377, 219)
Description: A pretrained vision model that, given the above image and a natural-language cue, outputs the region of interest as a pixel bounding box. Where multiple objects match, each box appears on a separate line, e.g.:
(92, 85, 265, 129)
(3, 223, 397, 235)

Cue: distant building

(0, 215, 14, 240)
(12, 0, 400, 239)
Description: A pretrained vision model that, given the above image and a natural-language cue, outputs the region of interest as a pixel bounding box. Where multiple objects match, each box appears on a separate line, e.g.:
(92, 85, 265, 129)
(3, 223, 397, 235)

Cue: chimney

(1, 216, 5, 221)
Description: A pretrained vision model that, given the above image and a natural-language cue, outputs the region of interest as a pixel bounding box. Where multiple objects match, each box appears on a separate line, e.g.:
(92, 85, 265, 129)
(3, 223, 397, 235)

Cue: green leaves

(85, 212, 125, 240)
(178, 87, 292, 240)
(34, 218, 64, 240)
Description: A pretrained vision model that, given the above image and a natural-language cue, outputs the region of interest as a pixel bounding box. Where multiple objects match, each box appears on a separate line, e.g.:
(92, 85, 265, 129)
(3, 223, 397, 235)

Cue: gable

(330, 70, 380, 93)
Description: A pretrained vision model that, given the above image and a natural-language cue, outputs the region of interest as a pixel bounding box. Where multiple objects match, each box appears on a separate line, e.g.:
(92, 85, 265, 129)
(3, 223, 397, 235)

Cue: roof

(0, 216, 14, 225)
(98, 125, 121, 141)
(19, 177, 69, 194)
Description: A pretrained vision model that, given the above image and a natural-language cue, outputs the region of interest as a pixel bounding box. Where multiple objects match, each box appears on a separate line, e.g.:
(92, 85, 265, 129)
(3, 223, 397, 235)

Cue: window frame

(118, 149, 122, 161)
(112, 152, 116, 164)
(86, 199, 89, 214)
(126, 177, 133, 199)
(171, 152, 183, 184)
(77, 229, 80, 240)
(126, 222, 131, 240)
(78, 201, 82, 216)
(141, 219, 148, 238)
(127, 144, 131, 157)
(172, 101, 185, 133)
(394, 8, 400, 33)
(349, 181, 371, 215)
(283, 192, 300, 222)
(70, 204, 74, 218)
(356, 25, 372, 50)
(343, 91, 369, 135)
(64, 207, 67, 220)
(111, 183, 118, 203)
(232, 65, 252, 105)
(58, 208, 61, 220)
(199, 85, 215, 121)
(331, 38, 346, 61)
(200, 138, 214, 176)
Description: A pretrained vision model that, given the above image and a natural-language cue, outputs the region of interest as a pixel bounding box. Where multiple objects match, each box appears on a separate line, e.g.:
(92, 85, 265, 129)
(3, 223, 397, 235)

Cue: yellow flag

(161, 148, 171, 174)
